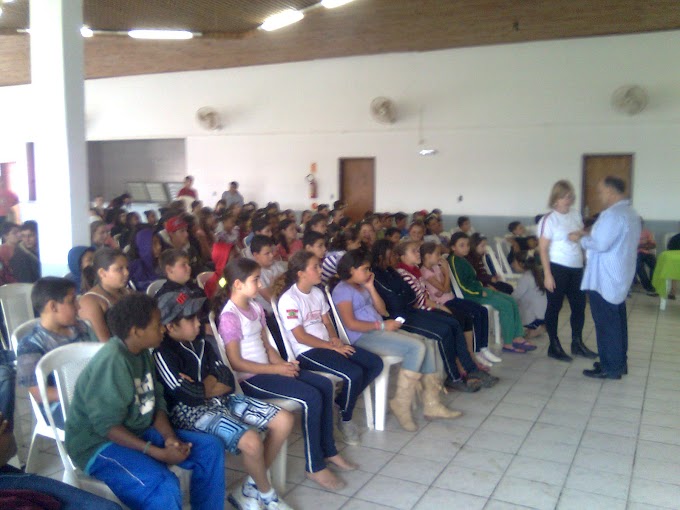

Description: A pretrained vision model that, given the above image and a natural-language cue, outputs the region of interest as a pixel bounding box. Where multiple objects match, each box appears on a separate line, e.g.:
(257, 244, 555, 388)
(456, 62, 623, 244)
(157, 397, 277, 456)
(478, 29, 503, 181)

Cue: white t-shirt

(277, 284, 329, 358)
(538, 209, 584, 268)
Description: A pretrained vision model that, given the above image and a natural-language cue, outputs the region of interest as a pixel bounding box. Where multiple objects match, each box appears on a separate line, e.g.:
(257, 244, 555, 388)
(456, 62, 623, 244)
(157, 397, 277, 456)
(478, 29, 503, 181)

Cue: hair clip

(218, 277, 227, 288)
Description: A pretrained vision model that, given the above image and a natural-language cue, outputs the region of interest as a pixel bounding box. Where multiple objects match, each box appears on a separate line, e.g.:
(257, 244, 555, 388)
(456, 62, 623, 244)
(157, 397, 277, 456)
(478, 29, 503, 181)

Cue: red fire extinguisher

(306, 173, 318, 199)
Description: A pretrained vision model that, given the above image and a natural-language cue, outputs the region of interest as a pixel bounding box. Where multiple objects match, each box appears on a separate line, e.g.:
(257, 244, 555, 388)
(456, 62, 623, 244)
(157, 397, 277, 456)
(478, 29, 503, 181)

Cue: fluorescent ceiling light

(418, 148, 438, 156)
(128, 29, 193, 40)
(80, 26, 93, 37)
(321, 0, 355, 8)
(261, 9, 304, 31)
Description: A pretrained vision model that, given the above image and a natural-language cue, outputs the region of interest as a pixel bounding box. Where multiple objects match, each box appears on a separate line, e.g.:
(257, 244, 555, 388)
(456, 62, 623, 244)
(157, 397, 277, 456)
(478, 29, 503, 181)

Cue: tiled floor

(12, 292, 680, 509)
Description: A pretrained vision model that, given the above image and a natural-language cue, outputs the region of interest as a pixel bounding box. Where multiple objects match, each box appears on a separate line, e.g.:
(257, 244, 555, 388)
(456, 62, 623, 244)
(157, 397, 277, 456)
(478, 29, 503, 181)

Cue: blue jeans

(88, 428, 225, 510)
(241, 371, 337, 473)
(0, 361, 15, 427)
(589, 291, 628, 376)
(297, 347, 383, 421)
(354, 329, 433, 373)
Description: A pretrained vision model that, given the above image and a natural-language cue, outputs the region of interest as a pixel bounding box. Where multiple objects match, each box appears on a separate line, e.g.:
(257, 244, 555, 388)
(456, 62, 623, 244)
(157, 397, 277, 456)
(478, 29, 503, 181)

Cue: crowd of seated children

(511, 251, 548, 338)
(275, 251, 383, 445)
(371, 239, 496, 393)
(214, 257, 357, 491)
(65, 294, 226, 510)
(153, 289, 294, 510)
(276, 219, 303, 262)
(17, 277, 98, 428)
(467, 233, 514, 295)
(419, 242, 502, 368)
(331, 249, 461, 429)
(78, 248, 131, 342)
(449, 233, 534, 353)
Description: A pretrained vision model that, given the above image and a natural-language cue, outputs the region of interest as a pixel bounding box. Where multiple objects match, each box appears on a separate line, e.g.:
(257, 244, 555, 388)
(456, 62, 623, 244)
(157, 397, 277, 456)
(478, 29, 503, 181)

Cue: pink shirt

(421, 265, 454, 305)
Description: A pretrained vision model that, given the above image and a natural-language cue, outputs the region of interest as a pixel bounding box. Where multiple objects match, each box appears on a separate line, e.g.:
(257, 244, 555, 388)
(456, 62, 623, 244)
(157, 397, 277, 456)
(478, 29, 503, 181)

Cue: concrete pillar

(30, 0, 89, 276)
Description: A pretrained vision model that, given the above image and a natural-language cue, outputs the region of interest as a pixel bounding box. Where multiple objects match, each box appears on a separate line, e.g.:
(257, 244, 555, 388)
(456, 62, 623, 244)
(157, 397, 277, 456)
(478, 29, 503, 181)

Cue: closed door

(581, 154, 633, 217)
(339, 158, 375, 222)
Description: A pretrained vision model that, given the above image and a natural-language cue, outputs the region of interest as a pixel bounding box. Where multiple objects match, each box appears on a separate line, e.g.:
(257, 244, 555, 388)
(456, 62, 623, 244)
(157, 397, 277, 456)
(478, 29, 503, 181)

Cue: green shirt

(449, 254, 484, 296)
(65, 336, 167, 471)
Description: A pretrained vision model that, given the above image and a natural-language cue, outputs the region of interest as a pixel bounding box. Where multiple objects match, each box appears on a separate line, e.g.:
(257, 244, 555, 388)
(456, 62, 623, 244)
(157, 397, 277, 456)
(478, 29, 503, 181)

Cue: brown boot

(389, 369, 421, 431)
(422, 374, 463, 420)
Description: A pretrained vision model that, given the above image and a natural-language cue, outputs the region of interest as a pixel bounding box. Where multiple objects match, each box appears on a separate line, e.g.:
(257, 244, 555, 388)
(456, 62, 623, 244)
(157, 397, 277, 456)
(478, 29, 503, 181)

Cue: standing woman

(538, 180, 597, 361)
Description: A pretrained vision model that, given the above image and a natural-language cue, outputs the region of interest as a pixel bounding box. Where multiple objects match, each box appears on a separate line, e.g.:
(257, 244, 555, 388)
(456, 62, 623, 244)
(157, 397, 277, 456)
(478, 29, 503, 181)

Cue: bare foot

(325, 454, 358, 472)
(306, 468, 346, 490)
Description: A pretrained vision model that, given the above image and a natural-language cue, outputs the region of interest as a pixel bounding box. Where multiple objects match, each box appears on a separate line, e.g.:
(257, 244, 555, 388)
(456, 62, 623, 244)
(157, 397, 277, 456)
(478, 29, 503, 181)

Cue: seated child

(216, 212, 240, 246)
(65, 246, 94, 293)
(157, 249, 204, 298)
(216, 258, 356, 491)
(467, 234, 514, 295)
(275, 219, 303, 262)
(321, 228, 362, 286)
(511, 251, 547, 338)
(65, 294, 225, 510)
(203, 242, 237, 299)
(17, 277, 98, 428)
(449, 233, 534, 353)
(506, 221, 538, 265)
(383, 227, 402, 245)
(78, 248, 131, 342)
(303, 231, 327, 261)
(128, 228, 163, 292)
(275, 251, 383, 445)
(419, 242, 501, 367)
(154, 290, 294, 510)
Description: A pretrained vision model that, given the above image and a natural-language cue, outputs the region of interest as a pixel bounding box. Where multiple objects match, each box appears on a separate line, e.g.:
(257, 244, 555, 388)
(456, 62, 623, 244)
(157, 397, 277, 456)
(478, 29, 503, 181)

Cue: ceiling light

(418, 148, 438, 156)
(128, 29, 194, 40)
(321, 0, 355, 8)
(260, 9, 304, 31)
(0, 7, 3, 17)
(80, 26, 93, 37)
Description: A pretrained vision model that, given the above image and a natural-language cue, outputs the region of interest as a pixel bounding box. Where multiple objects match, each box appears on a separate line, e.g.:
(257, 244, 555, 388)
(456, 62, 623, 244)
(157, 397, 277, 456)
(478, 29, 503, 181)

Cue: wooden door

(581, 154, 633, 217)
(339, 158, 375, 222)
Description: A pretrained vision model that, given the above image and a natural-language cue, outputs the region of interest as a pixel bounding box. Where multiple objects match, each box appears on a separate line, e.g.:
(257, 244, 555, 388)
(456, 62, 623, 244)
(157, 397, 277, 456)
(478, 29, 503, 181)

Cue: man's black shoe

(583, 368, 621, 380)
(593, 361, 628, 375)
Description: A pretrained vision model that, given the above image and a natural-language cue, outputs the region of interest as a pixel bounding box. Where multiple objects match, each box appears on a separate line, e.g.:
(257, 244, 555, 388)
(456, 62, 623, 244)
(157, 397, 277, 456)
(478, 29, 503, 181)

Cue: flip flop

(503, 345, 526, 353)
(513, 340, 537, 351)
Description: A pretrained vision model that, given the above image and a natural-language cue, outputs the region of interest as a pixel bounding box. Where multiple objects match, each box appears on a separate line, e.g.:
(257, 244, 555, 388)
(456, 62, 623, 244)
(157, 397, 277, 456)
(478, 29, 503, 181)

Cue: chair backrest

(495, 238, 514, 275)
(447, 263, 465, 299)
(196, 271, 213, 290)
(323, 286, 352, 344)
(35, 342, 104, 478)
(208, 311, 244, 395)
(270, 298, 297, 362)
(10, 317, 41, 356)
(485, 245, 508, 281)
(146, 279, 167, 297)
(0, 283, 35, 342)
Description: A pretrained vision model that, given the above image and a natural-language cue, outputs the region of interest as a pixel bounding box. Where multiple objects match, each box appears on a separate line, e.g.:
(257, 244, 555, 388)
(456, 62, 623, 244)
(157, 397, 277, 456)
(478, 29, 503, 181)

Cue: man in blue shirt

(569, 177, 640, 380)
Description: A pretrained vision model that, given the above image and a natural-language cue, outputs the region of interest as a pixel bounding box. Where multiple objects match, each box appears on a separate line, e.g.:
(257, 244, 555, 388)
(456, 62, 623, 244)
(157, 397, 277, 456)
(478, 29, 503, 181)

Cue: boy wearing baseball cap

(153, 289, 294, 510)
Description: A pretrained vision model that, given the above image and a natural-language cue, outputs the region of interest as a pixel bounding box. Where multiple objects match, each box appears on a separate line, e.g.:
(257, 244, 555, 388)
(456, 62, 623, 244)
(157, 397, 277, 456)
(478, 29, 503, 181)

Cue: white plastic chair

(208, 311, 296, 494)
(196, 271, 213, 290)
(0, 283, 35, 349)
(34, 342, 124, 504)
(494, 237, 517, 276)
(447, 263, 502, 347)
(324, 287, 401, 432)
(146, 279, 167, 297)
(11, 318, 51, 473)
(270, 297, 375, 429)
(485, 245, 520, 283)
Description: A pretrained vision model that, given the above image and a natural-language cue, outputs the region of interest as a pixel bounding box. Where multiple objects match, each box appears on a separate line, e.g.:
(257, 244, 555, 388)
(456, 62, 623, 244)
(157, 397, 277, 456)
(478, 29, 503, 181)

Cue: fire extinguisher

(306, 173, 318, 199)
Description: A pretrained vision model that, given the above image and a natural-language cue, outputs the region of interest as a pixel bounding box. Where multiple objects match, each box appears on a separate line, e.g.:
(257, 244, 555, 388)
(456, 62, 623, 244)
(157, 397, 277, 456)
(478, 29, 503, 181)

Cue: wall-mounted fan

(611, 85, 648, 116)
(370, 97, 397, 124)
(196, 107, 223, 130)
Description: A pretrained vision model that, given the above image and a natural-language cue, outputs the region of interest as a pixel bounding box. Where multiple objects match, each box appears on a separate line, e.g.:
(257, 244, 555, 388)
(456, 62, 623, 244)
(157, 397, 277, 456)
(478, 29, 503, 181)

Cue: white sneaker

(228, 486, 263, 510)
(337, 419, 361, 446)
(481, 347, 502, 363)
(475, 352, 493, 367)
(261, 494, 295, 510)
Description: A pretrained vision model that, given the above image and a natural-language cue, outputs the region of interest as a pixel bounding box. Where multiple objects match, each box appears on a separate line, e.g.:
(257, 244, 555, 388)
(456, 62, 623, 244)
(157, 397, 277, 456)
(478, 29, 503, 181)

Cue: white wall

(1, 30, 679, 219)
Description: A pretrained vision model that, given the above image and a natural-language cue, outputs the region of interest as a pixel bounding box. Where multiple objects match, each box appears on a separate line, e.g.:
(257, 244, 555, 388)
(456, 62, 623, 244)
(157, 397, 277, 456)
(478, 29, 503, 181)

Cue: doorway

(339, 158, 375, 222)
(581, 154, 633, 217)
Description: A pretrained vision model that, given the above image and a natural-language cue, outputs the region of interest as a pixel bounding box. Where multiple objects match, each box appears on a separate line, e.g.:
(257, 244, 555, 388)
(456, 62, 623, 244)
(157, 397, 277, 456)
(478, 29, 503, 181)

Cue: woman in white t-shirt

(538, 180, 597, 362)
(274, 251, 383, 446)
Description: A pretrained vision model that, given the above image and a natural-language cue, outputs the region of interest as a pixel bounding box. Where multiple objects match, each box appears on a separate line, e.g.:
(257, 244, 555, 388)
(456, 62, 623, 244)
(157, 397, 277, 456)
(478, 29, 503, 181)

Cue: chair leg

(374, 368, 391, 432)
(269, 439, 288, 494)
(493, 311, 502, 347)
(24, 429, 40, 473)
(362, 387, 374, 430)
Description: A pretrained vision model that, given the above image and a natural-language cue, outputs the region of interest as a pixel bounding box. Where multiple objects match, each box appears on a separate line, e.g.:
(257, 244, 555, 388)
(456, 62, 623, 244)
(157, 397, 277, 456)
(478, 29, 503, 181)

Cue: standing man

(222, 181, 244, 209)
(177, 175, 198, 199)
(569, 177, 640, 380)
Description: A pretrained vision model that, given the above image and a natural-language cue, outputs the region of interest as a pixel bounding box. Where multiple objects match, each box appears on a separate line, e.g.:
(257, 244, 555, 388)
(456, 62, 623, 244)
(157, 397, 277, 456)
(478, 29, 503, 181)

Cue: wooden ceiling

(1, 0, 679, 87)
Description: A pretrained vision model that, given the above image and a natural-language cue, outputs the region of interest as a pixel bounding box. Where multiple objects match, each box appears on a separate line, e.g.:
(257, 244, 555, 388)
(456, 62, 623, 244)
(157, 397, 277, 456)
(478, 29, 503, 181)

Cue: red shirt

(177, 187, 197, 199)
(0, 189, 19, 216)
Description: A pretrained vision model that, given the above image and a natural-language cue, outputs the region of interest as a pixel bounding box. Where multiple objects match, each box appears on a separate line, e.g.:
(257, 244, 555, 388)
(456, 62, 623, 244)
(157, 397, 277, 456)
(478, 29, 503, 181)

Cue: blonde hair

(548, 180, 575, 208)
